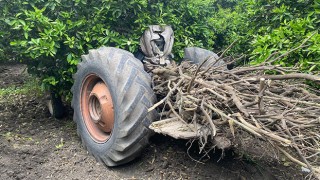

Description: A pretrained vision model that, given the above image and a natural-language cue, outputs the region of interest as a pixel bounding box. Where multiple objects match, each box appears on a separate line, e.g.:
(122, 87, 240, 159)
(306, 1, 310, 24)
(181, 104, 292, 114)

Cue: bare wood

(283, 121, 315, 175)
(150, 54, 320, 171)
(220, 39, 238, 58)
(277, 146, 320, 177)
(244, 100, 258, 107)
(264, 91, 296, 108)
(232, 65, 282, 74)
(200, 100, 217, 137)
(239, 93, 320, 107)
(228, 73, 320, 85)
(204, 88, 227, 101)
(152, 68, 178, 76)
(167, 100, 194, 131)
(250, 115, 262, 129)
(236, 114, 291, 144)
(247, 73, 320, 82)
(215, 70, 242, 80)
(148, 78, 184, 112)
(187, 56, 211, 93)
(203, 103, 262, 137)
(222, 85, 250, 117)
(258, 78, 266, 115)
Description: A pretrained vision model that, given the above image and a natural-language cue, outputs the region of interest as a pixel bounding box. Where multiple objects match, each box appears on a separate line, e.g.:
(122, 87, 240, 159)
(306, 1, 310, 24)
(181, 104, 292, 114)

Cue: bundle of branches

(148, 58, 320, 177)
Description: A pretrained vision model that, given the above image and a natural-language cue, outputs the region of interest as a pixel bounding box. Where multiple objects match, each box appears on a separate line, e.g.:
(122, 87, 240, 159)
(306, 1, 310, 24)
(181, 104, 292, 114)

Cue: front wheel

(71, 47, 157, 166)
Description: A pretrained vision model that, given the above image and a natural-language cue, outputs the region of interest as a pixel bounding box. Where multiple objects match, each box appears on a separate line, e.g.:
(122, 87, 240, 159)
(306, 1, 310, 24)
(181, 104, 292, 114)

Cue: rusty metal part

(80, 74, 114, 143)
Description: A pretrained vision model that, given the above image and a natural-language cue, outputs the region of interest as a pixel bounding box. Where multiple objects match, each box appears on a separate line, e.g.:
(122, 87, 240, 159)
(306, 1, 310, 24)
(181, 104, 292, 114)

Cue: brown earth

(0, 63, 306, 180)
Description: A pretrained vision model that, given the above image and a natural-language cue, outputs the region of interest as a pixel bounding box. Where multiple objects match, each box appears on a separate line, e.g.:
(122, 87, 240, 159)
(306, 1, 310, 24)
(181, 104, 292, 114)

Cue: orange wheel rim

(80, 74, 114, 143)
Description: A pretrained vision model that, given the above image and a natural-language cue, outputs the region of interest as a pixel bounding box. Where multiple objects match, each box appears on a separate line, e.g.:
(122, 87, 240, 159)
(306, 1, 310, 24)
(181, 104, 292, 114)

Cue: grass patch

(0, 78, 43, 98)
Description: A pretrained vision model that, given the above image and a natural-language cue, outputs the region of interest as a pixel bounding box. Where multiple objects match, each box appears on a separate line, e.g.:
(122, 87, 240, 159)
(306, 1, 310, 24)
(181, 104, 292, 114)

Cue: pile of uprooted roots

(147, 55, 320, 177)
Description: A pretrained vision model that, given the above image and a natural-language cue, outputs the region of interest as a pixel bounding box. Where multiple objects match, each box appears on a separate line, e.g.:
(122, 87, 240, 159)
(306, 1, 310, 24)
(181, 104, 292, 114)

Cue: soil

(0, 63, 306, 180)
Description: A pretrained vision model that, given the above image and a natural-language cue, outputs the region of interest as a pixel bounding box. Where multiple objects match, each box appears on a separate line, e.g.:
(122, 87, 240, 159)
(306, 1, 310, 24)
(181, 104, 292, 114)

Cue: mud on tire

(71, 47, 157, 166)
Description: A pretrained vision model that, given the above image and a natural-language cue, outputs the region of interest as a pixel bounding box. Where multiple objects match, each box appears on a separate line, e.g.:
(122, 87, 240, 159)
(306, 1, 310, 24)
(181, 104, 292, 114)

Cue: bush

(2, 1, 147, 99)
(0, 0, 318, 100)
(245, 0, 320, 72)
(2, 0, 224, 99)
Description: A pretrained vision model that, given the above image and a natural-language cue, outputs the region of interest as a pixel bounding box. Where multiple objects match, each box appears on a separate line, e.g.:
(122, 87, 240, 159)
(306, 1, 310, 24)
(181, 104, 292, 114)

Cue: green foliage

(207, 3, 248, 53)
(0, 78, 42, 98)
(2, 0, 149, 99)
(55, 138, 64, 149)
(0, 0, 319, 99)
(135, 0, 218, 57)
(1, 0, 224, 99)
(243, 0, 320, 71)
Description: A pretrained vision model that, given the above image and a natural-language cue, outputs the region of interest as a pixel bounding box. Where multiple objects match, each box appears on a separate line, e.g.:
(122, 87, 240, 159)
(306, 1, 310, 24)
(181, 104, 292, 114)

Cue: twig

(262, 51, 280, 63)
(202, 55, 244, 75)
(222, 85, 250, 117)
(220, 39, 238, 58)
(246, 73, 320, 82)
(150, 54, 320, 172)
(283, 121, 315, 176)
(187, 56, 211, 93)
(167, 100, 195, 131)
(236, 114, 291, 144)
(250, 115, 262, 129)
(202, 102, 262, 137)
(277, 146, 320, 177)
(264, 31, 316, 65)
(258, 78, 266, 115)
(200, 100, 217, 138)
(232, 65, 295, 75)
(204, 88, 227, 101)
(240, 93, 320, 107)
(148, 78, 184, 112)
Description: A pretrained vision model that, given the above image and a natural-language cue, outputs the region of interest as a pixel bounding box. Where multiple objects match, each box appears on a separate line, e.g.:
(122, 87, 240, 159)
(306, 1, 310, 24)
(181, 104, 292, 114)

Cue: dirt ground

(0, 63, 306, 180)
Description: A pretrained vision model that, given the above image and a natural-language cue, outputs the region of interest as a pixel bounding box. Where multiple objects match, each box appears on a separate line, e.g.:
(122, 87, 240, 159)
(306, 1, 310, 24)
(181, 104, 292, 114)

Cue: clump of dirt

(0, 63, 306, 179)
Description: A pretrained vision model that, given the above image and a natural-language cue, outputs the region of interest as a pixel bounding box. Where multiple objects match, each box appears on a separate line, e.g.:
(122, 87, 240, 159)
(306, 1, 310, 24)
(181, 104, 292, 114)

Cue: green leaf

(24, 32, 28, 39)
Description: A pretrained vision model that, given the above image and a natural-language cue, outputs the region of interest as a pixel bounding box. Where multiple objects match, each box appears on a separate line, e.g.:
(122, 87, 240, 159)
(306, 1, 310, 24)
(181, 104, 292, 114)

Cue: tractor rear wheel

(71, 47, 157, 166)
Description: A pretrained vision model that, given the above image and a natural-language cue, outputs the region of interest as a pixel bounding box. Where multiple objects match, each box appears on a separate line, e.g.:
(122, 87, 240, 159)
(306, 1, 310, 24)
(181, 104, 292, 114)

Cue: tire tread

(72, 46, 157, 166)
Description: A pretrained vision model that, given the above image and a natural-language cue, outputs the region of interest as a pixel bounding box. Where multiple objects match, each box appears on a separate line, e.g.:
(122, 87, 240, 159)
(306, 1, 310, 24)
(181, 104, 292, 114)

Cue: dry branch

(247, 73, 320, 82)
(149, 55, 320, 178)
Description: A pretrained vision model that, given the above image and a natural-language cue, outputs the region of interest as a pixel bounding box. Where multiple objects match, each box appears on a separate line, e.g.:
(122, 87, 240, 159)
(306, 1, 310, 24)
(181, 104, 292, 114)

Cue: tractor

(71, 25, 222, 166)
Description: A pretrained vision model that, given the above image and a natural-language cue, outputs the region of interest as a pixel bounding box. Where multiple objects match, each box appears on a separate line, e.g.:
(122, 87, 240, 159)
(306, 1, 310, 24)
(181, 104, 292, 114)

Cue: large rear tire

(71, 47, 157, 166)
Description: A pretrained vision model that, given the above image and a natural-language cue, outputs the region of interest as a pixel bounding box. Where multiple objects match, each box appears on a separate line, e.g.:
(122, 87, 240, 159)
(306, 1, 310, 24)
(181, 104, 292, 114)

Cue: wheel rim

(80, 74, 114, 143)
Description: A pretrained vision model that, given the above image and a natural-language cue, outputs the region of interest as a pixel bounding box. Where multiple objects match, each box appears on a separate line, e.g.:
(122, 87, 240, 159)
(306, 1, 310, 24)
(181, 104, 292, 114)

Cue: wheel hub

(80, 75, 114, 143)
(88, 82, 114, 133)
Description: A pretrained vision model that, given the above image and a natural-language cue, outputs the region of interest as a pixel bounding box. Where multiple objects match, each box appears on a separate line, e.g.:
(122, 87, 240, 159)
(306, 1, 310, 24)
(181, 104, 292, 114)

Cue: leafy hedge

(0, 0, 319, 99)
(2, 0, 149, 98)
(244, 0, 320, 71)
(1, 0, 223, 99)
